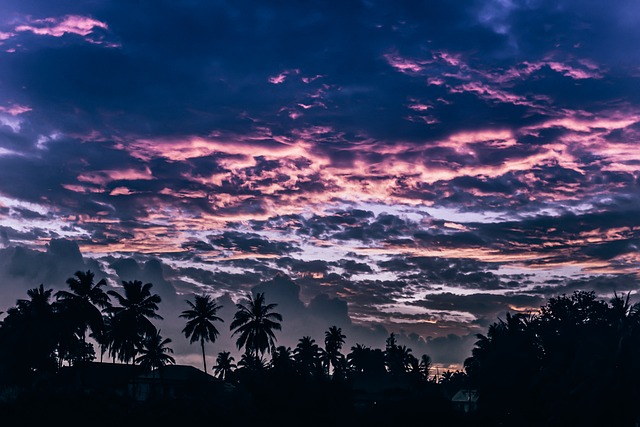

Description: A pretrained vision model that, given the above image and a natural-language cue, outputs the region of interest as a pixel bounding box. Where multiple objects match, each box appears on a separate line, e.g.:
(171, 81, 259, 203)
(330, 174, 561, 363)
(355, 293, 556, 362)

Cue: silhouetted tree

(55, 270, 111, 347)
(237, 351, 266, 373)
(438, 369, 470, 399)
(212, 351, 236, 381)
(293, 336, 323, 378)
(463, 311, 541, 419)
(135, 329, 175, 371)
(384, 332, 406, 375)
(419, 354, 432, 381)
(324, 326, 346, 378)
(270, 345, 295, 376)
(90, 313, 113, 363)
(347, 343, 386, 377)
(0, 284, 59, 382)
(107, 280, 162, 364)
(180, 294, 224, 372)
(230, 292, 282, 358)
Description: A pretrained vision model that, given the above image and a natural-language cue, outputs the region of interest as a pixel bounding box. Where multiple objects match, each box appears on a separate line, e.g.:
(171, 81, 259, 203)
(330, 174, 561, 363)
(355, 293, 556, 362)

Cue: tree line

(0, 270, 434, 387)
(3, 269, 640, 426)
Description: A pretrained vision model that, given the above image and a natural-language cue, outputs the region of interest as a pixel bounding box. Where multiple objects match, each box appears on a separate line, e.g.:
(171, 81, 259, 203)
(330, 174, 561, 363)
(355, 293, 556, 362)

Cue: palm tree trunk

(201, 339, 207, 372)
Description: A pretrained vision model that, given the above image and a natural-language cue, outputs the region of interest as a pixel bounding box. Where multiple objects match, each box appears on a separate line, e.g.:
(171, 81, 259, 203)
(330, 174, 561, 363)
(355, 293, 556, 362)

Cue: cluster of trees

(460, 290, 640, 426)
(0, 270, 434, 388)
(4, 269, 640, 426)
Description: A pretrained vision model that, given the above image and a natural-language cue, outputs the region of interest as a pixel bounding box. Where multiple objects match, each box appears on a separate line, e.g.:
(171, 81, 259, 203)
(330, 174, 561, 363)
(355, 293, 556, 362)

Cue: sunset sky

(1, 0, 639, 369)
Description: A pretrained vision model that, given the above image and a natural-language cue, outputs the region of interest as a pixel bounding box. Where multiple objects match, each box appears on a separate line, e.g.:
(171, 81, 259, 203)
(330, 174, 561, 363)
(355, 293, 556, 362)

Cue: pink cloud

(15, 15, 108, 37)
(545, 61, 602, 79)
(383, 53, 428, 74)
(77, 167, 154, 186)
(268, 69, 300, 84)
(301, 74, 324, 84)
(268, 73, 288, 84)
(449, 80, 551, 112)
(497, 60, 602, 82)
(432, 50, 462, 67)
(408, 103, 431, 111)
(0, 104, 31, 116)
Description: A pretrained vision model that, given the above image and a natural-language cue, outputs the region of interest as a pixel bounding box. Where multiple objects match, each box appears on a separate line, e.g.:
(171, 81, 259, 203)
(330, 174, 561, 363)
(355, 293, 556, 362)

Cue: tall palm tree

(212, 351, 236, 381)
(107, 280, 162, 364)
(179, 294, 224, 372)
(324, 325, 346, 377)
(230, 292, 282, 358)
(55, 270, 111, 346)
(135, 329, 175, 371)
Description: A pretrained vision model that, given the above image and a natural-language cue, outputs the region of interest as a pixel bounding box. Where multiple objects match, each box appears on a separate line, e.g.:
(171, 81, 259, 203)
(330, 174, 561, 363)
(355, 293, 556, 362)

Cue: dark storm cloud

(209, 230, 300, 255)
(530, 274, 640, 297)
(275, 257, 331, 275)
(410, 292, 545, 322)
(469, 208, 640, 264)
(379, 256, 506, 290)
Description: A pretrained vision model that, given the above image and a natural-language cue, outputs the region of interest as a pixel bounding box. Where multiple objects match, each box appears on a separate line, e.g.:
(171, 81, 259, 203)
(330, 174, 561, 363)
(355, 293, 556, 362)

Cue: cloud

(15, 15, 108, 38)
(1, 0, 640, 369)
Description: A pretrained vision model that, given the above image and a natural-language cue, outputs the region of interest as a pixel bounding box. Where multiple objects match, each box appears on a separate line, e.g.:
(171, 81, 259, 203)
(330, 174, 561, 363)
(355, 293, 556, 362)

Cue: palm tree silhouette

(180, 294, 224, 372)
(212, 351, 236, 381)
(419, 354, 432, 381)
(347, 343, 386, 376)
(238, 351, 265, 372)
(293, 336, 323, 377)
(55, 270, 111, 347)
(135, 329, 176, 371)
(89, 313, 113, 363)
(324, 326, 346, 378)
(16, 284, 54, 314)
(230, 292, 282, 359)
(270, 345, 295, 375)
(5, 284, 59, 374)
(107, 280, 162, 364)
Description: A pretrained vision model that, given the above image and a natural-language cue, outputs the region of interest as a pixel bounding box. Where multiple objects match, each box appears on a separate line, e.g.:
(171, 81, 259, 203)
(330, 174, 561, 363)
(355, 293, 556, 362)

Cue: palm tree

(55, 270, 111, 346)
(385, 332, 408, 375)
(270, 345, 295, 375)
(324, 325, 346, 377)
(212, 351, 236, 381)
(419, 354, 432, 381)
(5, 284, 59, 374)
(293, 336, 323, 377)
(230, 292, 282, 358)
(135, 329, 175, 371)
(107, 280, 162, 363)
(347, 343, 386, 376)
(16, 284, 55, 315)
(179, 294, 224, 372)
(89, 314, 113, 363)
(237, 351, 265, 372)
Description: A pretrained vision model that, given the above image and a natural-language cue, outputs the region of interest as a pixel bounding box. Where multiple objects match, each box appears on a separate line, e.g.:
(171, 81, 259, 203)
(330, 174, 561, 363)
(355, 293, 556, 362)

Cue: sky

(1, 0, 640, 370)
